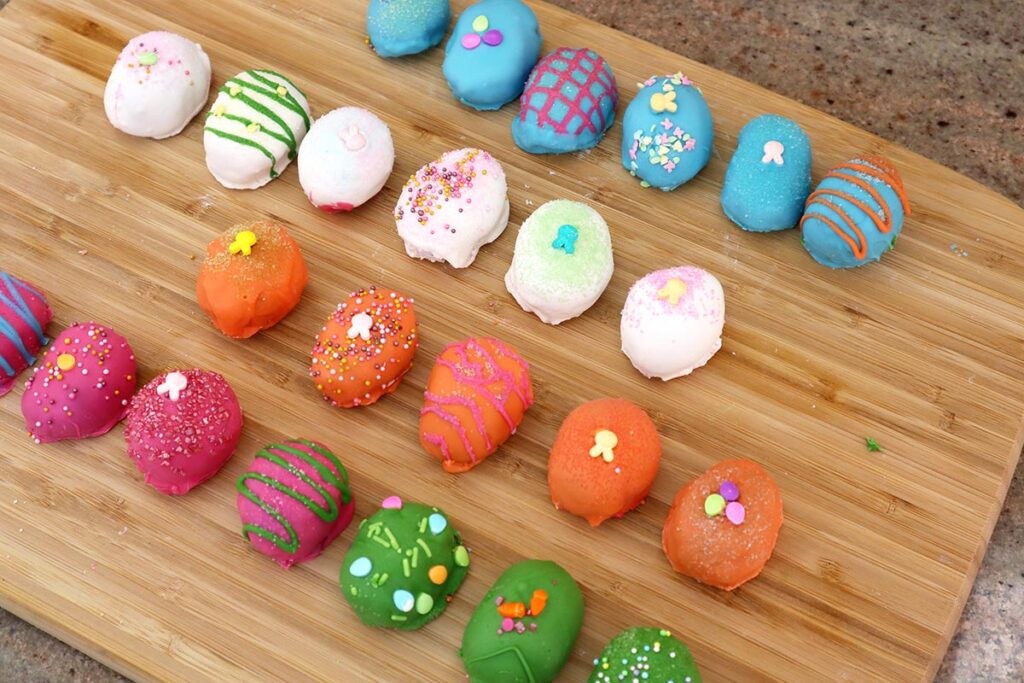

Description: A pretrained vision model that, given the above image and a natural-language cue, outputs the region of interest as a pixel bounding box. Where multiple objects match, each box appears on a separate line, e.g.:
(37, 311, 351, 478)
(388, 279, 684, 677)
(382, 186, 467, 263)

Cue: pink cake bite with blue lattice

(512, 47, 618, 154)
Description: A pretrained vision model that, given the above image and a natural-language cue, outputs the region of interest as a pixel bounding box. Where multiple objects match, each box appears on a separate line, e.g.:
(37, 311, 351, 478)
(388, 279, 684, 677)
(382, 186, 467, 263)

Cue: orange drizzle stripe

(830, 164, 894, 231)
(808, 187, 888, 235)
(800, 206, 867, 260)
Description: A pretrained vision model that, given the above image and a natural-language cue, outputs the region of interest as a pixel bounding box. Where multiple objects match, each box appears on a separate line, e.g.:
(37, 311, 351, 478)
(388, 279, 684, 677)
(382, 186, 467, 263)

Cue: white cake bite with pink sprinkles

(620, 266, 725, 380)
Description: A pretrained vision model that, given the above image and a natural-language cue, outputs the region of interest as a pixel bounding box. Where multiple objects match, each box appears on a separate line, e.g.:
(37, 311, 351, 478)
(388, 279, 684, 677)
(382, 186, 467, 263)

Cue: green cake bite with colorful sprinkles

(340, 496, 469, 630)
(589, 627, 702, 683)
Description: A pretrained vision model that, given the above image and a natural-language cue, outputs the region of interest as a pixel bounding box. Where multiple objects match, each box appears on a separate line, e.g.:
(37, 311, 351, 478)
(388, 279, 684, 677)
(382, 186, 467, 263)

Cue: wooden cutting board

(1, 0, 1022, 681)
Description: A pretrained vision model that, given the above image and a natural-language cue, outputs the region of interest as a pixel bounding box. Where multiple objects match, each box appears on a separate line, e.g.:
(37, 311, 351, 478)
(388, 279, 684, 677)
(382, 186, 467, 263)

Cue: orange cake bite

(662, 459, 783, 590)
(196, 221, 308, 338)
(309, 287, 417, 408)
(420, 337, 533, 473)
(548, 398, 661, 526)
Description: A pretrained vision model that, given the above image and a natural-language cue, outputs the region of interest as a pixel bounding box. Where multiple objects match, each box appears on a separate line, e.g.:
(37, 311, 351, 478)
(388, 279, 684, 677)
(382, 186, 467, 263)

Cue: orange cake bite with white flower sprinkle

(309, 287, 418, 408)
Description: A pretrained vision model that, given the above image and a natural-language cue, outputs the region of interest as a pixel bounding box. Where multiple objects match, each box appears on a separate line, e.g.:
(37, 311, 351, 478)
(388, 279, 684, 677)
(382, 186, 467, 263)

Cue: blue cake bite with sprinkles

(589, 627, 702, 683)
(721, 114, 812, 232)
(621, 73, 714, 191)
(442, 0, 542, 110)
(366, 0, 451, 58)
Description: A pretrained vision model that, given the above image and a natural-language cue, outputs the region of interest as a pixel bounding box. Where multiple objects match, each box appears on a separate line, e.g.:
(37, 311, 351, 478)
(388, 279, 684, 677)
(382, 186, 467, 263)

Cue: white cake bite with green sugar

(505, 200, 614, 325)
(204, 69, 312, 190)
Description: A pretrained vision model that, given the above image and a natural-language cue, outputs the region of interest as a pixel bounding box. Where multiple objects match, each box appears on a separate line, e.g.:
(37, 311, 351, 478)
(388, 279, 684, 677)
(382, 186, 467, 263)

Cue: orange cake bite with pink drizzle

(419, 336, 533, 473)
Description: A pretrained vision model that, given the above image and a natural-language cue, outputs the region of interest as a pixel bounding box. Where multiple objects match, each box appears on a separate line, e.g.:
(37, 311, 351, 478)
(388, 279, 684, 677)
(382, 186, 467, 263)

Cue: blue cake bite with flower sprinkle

(621, 73, 714, 191)
(442, 0, 542, 110)
(366, 0, 451, 58)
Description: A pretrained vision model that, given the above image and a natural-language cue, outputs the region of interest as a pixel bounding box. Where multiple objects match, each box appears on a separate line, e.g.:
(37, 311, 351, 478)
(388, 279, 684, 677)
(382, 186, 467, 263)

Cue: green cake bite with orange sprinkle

(340, 496, 469, 630)
(589, 627, 702, 683)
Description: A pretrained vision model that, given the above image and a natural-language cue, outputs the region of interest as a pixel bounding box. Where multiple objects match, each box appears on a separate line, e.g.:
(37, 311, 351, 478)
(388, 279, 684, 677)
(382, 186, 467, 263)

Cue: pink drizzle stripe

(423, 432, 453, 463)
(421, 403, 477, 463)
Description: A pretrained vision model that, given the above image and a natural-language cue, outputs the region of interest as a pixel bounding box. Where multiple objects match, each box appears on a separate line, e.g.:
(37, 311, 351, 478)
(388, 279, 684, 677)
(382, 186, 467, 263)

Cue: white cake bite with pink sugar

(394, 148, 509, 268)
(620, 266, 725, 380)
(298, 107, 395, 212)
(103, 31, 211, 139)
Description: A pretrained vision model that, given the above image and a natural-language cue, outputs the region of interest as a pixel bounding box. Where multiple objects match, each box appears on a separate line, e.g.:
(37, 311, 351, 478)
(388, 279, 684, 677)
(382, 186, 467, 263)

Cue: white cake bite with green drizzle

(204, 69, 312, 190)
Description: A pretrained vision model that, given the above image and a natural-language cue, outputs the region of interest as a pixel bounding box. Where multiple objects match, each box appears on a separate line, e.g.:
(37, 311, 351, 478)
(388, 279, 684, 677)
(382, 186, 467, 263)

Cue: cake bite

(125, 369, 242, 495)
(620, 266, 725, 381)
(196, 221, 308, 339)
(589, 627, 702, 683)
(548, 398, 661, 526)
(420, 336, 532, 473)
(801, 155, 910, 268)
(442, 0, 542, 110)
(367, 0, 451, 57)
(104, 31, 211, 139)
(204, 69, 311, 189)
(505, 199, 614, 325)
(22, 322, 136, 444)
(721, 114, 812, 232)
(512, 47, 618, 154)
(662, 459, 783, 590)
(395, 148, 509, 268)
(622, 73, 713, 191)
(340, 497, 469, 630)
(237, 438, 354, 568)
(460, 559, 584, 683)
(1, 272, 52, 397)
(309, 287, 418, 408)
(298, 107, 395, 212)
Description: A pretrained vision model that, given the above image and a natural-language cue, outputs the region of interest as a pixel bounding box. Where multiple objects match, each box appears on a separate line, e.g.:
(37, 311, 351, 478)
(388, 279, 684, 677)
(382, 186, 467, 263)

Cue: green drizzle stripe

(216, 87, 299, 156)
(206, 111, 294, 150)
(205, 128, 279, 178)
(246, 69, 311, 129)
(237, 440, 351, 554)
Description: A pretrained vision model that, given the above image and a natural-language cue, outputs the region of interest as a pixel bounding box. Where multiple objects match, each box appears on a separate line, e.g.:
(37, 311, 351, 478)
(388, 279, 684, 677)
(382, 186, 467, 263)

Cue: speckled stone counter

(1, 0, 1021, 681)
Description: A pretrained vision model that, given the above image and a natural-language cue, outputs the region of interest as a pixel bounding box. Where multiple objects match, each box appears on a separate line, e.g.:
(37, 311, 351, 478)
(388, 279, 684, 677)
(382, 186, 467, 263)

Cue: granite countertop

(1, 0, 1021, 681)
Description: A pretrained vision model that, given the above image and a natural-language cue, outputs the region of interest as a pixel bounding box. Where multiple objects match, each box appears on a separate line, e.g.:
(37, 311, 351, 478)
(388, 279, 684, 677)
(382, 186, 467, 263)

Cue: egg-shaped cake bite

(104, 31, 211, 139)
(460, 559, 584, 683)
(395, 148, 509, 268)
(622, 73, 713, 191)
(309, 287, 418, 408)
(512, 47, 618, 154)
(125, 369, 242, 495)
(0, 272, 52, 397)
(237, 438, 354, 568)
(620, 266, 725, 381)
(548, 398, 661, 526)
(341, 497, 469, 630)
(196, 221, 308, 339)
(298, 107, 395, 212)
(663, 459, 783, 591)
(721, 114, 812, 232)
(204, 69, 311, 190)
(22, 322, 136, 444)
(801, 155, 910, 268)
(504, 199, 614, 325)
(442, 0, 542, 111)
(589, 627, 702, 683)
(367, 0, 451, 57)
(420, 336, 533, 473)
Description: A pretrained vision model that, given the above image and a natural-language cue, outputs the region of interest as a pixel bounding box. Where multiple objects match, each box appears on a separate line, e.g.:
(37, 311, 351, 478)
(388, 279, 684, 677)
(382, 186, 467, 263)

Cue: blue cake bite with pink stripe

(0, 272, 52, 397)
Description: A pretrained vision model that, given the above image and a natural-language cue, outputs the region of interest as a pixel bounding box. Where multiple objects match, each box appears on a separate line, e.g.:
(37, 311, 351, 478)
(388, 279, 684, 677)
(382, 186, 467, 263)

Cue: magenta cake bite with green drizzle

(340, 496, 469, 630)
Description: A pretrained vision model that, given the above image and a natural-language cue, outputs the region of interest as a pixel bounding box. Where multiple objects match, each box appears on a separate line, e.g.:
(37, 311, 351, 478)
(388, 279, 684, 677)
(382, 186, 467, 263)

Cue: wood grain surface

(1, 0, 1023, 681)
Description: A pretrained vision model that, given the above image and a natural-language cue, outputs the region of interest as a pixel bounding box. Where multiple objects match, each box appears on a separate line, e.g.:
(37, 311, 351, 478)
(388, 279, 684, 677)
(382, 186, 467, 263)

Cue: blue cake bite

(800, 155, 910, 268)
(367, 0, 451, 58)
(512, 47, 618, 154)
(721, 114, 812, 232)
(442, 0, 541, 111)
(621, 73, 714, 191)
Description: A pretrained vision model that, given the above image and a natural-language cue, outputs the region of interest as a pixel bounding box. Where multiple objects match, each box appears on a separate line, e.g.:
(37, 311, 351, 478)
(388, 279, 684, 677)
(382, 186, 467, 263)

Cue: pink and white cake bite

(1, 272, 52, 397)
(298, 107, 395, 212)
(124, 369, 242, 495)
(21, 322, 137, 443)
(236, 438, 355, 568)
(620, 266, 725, 380)
(103, 31, 211, 139)
(394, 148, 509, 268)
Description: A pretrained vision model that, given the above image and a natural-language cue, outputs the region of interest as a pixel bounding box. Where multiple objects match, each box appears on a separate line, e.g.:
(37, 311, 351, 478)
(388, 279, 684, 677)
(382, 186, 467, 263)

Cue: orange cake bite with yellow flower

(196, 221, 308, 339)
(309, 287, 418, 408)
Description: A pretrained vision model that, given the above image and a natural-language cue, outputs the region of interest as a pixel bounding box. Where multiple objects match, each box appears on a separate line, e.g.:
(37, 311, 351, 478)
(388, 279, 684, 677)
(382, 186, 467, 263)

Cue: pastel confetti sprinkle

(462, 33, 482, 50)
(381, 495, 403, 510)
(428, 565, 448, 584)
(453, 545, 470, 567)
(483, 29, 503, 46)
(56, 353, 76, 372)
(725, 501, 746, 525)
(719, 480, 739, 502)
(138, 51, 158, 66)
(704, 493, 725, 517)
(428, 513, 448, 535)
(501, 617, 515, 632)
(471, 15, 489, 31)
(349, 557, 372, 577)
(156, 371, 188, 401)
(393, 589, 414, 612)
(415, 592, 434, 614)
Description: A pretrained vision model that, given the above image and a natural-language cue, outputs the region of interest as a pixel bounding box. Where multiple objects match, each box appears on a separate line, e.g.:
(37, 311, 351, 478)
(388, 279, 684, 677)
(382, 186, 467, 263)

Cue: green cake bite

(340, 496, 469, 630)
(589, 627, 702, 683)
(460, 559, 584, 682)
